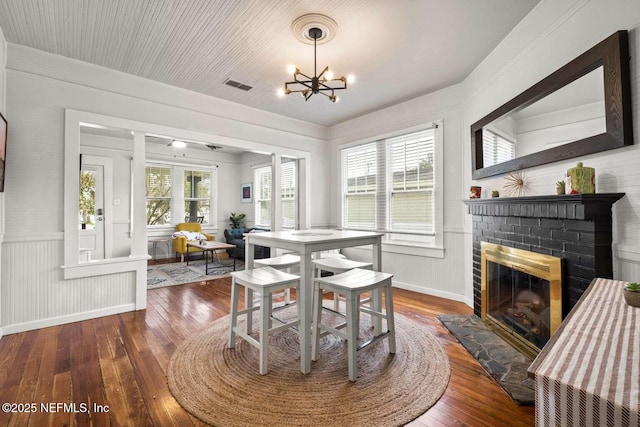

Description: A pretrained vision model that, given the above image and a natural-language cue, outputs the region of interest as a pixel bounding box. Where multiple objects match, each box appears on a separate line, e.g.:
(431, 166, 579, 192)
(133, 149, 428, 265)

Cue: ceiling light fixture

(168, 140, 187, 148)
(279, 26, 353, 103)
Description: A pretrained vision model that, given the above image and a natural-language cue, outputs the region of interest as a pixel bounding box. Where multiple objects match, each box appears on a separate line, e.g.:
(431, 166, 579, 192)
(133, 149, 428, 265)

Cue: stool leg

(385, 284, 396, 354)
(283, 267, 291, 305)
(259, 291, 271, 375)
(371, 287, 382, 335)
(228, 278, 239, 348)
(311, 282, 324, 361)
(346, 291, 359, 382)
(333, 290, 340, 312)
(245, 288, 254, 334)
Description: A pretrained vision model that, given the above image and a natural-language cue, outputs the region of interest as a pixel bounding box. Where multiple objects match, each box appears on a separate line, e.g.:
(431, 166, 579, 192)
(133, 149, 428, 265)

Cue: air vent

(224, 79, 253, 91)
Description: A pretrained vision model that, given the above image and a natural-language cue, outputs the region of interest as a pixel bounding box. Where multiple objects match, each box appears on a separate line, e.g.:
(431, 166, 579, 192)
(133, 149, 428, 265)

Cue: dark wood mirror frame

(471, 30, 633, 179)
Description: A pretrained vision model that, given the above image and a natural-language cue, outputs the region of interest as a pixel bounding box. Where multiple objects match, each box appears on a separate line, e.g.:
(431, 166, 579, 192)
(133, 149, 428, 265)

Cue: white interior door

(79, 155, 113, 261)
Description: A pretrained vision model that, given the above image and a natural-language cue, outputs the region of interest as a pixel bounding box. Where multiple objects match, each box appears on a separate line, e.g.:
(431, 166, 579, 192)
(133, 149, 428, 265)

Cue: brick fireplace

(465, 193, 625, 319)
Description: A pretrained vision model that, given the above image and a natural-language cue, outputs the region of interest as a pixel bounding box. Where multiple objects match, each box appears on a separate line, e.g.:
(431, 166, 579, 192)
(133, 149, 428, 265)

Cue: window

(184, 170, 211, 223)
(145, 164, 214, 226)
(483, 128, 515, 167)
(146, 166, 172, 225)
(254, 166, 272, 227)
(388, 131, 434, 234)
(343, 145, 377, 230)
(281, 161, 297, 229)
(341, 125, 442, 247)
(254, 161, 297, 229)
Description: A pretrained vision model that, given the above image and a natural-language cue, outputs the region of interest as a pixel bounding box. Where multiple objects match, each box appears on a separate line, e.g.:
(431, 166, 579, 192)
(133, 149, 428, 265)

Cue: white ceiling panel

(0, 0, 540, 126)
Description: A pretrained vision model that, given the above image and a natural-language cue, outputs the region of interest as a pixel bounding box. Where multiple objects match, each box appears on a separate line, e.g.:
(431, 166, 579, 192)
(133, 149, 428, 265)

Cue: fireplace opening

(481, 242, 562, 358)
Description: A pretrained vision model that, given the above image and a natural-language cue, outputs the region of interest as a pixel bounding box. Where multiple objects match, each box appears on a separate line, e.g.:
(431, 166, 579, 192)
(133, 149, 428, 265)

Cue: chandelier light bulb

(347, 74, 355, 84)
(325, 70, 334, 80)
(277, 88, 285, 97)
(287, 64, 297, 75)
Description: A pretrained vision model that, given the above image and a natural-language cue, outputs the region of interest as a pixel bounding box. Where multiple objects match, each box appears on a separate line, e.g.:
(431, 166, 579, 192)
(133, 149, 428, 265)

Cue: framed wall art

(241, 183, 252, 203)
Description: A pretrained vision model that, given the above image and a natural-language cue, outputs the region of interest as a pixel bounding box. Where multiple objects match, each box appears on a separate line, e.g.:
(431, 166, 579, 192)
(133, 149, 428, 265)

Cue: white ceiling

(0, 0, 540, 127)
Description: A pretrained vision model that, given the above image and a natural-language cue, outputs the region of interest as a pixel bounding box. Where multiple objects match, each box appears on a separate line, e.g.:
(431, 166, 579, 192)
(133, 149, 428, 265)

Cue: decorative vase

(623, 289, 640, 307)
(470, 186, 482, 199)
(566, 162, 595, 194)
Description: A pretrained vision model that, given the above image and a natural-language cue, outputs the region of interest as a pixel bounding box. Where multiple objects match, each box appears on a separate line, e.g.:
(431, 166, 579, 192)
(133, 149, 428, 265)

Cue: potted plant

(556, 180, 566, 195)
(623, 282, 640, 307)
(229, 212, 246, 229)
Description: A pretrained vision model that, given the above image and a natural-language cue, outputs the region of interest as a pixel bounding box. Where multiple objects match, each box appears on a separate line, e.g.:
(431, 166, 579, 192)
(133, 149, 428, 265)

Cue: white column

(132, 131, 147, 310)
(271, 153, 282, 232)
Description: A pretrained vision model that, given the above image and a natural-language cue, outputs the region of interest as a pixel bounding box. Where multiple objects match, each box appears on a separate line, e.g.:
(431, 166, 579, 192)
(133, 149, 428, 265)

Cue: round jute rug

(167, 309, 450, 427)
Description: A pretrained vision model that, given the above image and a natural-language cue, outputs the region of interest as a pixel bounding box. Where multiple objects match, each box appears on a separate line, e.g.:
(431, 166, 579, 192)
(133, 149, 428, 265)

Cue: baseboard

(1, 303, 137, 335)
(392, 279, 466, 303)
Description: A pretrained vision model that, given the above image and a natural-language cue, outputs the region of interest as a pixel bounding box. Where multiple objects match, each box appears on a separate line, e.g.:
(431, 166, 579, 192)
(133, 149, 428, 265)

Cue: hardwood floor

(0, 271, 535, 426)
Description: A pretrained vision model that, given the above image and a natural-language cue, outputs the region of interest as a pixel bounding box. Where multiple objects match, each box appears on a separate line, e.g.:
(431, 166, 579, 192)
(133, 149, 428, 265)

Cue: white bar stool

(228, 266, 300, 375)
(311, 268, 396, 382)
(312, 257, 373, 311)
(254, 253, 300, 304)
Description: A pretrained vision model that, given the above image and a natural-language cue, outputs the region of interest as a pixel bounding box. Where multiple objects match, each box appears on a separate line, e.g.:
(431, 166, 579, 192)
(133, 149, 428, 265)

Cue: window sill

(62, 255, 148, 279)
(147, 225, 218, 238)
(382, 242, 445, 258)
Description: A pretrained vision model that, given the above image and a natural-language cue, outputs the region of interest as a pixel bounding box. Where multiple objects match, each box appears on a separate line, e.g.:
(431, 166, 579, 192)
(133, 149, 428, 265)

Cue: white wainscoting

(1, 236, 139, 334)
(614, 244, 640, 282)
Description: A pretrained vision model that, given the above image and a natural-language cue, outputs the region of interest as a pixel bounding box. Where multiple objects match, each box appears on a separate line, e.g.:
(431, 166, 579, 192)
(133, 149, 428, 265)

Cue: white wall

(1, 44, 329, 333)
(328, 84, 469, 303)
(463, 0, 640, 302)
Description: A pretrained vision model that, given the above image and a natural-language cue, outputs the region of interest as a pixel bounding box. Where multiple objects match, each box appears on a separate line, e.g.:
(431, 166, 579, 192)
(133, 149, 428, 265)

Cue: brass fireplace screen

(481, 242, 562, 358)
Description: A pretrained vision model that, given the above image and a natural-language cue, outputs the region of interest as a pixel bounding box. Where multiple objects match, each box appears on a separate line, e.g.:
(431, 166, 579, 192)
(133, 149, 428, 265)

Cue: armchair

(172, 222, 214, 262)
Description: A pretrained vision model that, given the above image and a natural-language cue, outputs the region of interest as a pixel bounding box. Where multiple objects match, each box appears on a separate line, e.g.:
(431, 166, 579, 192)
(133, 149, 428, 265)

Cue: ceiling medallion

(290, 13, 338, 45)
(278, 13, 354, 103)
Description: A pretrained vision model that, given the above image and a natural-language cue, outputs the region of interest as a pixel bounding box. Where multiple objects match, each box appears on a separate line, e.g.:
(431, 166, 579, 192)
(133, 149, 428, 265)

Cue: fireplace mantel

(465, 192, 625, 318)
(464, 193, 625, 220)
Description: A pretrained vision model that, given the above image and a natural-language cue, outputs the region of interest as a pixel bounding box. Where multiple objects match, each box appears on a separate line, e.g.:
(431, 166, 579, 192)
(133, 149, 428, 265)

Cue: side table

(148, 238, 172, 260)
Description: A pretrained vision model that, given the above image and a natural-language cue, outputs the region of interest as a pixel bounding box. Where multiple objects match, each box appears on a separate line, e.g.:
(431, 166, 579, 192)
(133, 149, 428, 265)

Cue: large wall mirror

(471, 30, 633, 179)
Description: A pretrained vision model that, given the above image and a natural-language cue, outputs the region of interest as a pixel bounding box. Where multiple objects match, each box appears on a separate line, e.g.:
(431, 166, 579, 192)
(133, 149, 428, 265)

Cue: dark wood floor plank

(0, 264, 535, 426)
(10, 329, 47, 426)
(48, 372, 73, 427)
(118, 313, 196, 426)
(27, 326, 60, 427)
(94, 315, 153, 427)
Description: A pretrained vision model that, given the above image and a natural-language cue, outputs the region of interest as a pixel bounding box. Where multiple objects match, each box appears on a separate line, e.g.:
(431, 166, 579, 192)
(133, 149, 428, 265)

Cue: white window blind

(343, 143, 377, 230)
(281, 161, 296, 229)
(388, 130, 434, 233)
(254, 162, 297, 229)
(254, 166, 272, 227)
(483, 129, 515, 167)
(341, 126, 439, 243)
(184, 169, 211, 224)
(146, 166, 172, 225)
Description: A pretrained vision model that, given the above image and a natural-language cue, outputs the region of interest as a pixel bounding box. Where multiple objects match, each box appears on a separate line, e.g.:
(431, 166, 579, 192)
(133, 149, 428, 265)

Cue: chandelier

(278, 26, 354, 103)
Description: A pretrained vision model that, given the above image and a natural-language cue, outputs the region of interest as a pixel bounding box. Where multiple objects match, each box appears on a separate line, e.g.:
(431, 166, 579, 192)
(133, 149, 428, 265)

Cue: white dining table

(244, 229, 383, 374)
